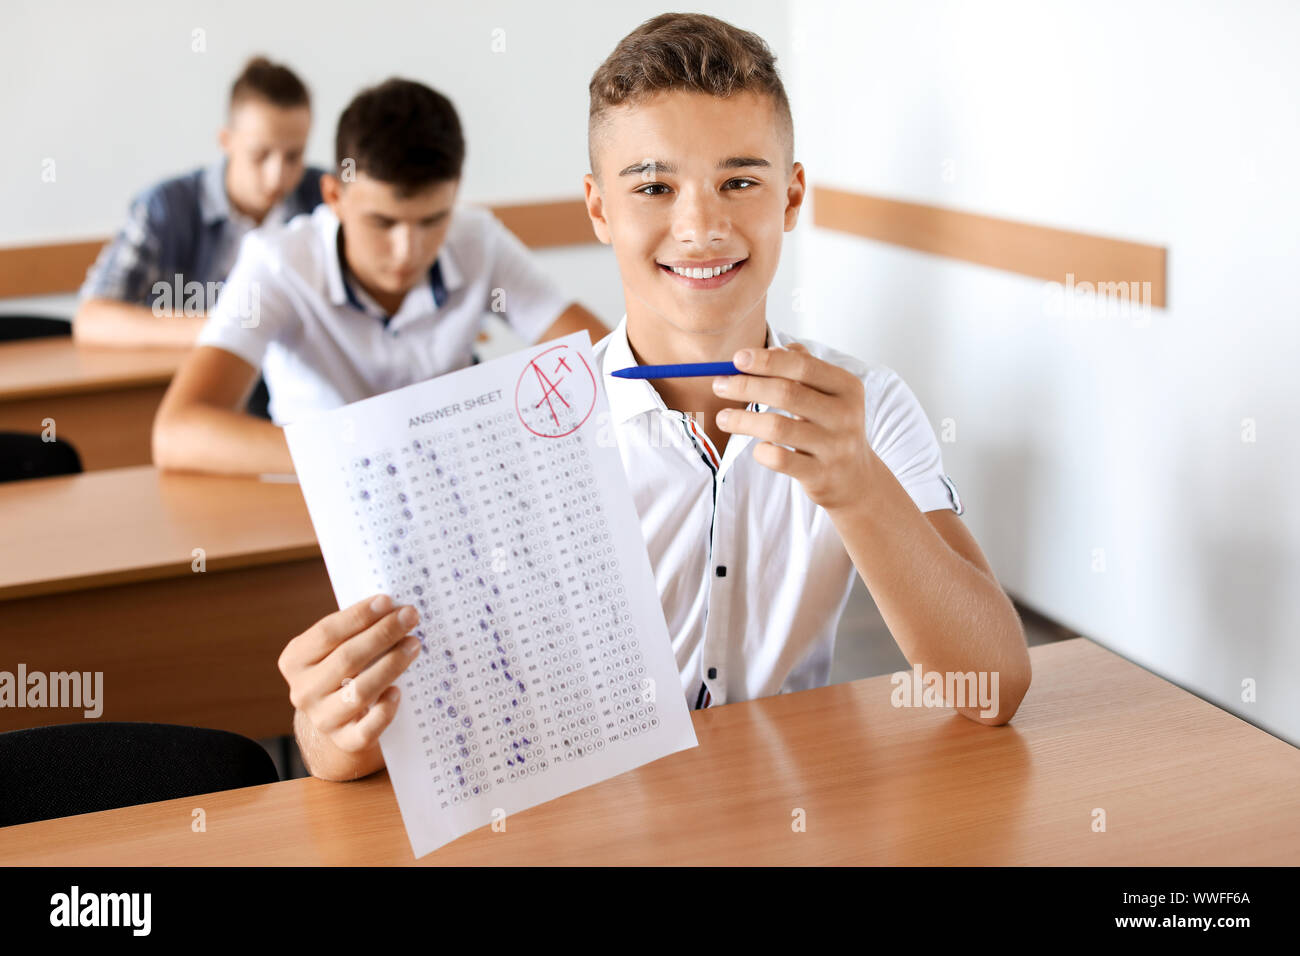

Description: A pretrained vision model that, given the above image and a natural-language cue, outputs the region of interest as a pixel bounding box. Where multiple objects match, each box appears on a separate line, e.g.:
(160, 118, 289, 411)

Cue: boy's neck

(337, 227, 410, 316)
(624, 301, 770, 443)
(223, 167, 268, 226)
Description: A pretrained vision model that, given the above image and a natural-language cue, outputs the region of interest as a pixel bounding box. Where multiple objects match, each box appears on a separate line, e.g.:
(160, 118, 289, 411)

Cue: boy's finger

(318, 605, 419, 691)
(285, 603, 416, 711)
(733, 346, 849, 395)
(297, 593, 399, 666)
(715, 374, 835, 422)
(315, 635, 421, 732)
(340, 686, 402, 752)
(338, 634, 422, 714)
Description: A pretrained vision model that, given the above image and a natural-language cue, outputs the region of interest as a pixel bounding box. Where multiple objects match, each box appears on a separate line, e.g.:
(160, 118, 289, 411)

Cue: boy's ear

(784, 162, 807, 233)
(217, 125, 232, 156)
(320, 173, 344, 210)
(582, 173, 613, 245)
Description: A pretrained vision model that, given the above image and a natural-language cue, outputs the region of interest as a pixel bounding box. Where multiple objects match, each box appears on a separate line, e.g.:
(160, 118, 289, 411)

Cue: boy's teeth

(669, 262, 735, 278)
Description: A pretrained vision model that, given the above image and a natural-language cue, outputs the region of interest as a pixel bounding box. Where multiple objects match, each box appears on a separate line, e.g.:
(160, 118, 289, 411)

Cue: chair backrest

(0, 431, 83, 483)
(0, 314, 72, 342)
(0, 722, 280, 828)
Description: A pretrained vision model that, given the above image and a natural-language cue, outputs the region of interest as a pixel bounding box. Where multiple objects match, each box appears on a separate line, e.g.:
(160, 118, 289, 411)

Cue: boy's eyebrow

(618, 156, 772, 177)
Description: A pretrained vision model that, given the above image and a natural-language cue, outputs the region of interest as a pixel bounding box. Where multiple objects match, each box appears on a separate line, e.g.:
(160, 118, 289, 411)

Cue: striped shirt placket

(674, 401, 759, 710)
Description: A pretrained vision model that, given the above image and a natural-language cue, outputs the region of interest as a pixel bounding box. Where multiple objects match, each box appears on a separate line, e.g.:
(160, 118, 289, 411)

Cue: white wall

(0, 0, 792, 328)
(791, 0, 1300, 744)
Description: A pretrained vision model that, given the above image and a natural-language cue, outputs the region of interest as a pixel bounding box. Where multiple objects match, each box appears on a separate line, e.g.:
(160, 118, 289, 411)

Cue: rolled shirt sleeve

(867, 367, 965, 515)
(79, 191, 168, 305)
(482, 214, 570, 345)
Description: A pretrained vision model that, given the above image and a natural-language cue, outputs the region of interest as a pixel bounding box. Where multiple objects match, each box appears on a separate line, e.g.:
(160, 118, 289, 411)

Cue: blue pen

(610, 361, 740, 379)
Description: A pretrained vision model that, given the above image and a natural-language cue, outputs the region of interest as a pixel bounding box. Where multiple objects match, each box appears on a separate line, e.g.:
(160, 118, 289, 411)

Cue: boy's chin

(651, 303, 747, 336)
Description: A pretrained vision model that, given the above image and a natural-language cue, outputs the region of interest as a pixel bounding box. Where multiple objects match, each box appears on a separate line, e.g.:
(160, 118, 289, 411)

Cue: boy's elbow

(972, 656, 1032, 727)
(71, 300, 107, 346)
(151, 402, 190, 471)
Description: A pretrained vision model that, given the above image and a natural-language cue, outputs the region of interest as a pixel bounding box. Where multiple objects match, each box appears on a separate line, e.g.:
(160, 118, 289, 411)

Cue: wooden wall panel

(813, 186, 1167, 308)
(0, 199, 598, 299)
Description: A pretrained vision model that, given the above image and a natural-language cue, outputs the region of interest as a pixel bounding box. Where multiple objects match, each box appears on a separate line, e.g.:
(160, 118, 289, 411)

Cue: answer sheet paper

(284, 331, 698, 857)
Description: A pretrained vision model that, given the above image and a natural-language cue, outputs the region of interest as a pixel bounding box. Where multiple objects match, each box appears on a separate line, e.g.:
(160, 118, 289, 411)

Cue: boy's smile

(656, 255, 749, 288)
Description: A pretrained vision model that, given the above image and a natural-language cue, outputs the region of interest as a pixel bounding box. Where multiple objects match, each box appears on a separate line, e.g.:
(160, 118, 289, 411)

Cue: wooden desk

(0, 465, 334, 738)
(2, 638, 1296, 865)
(0, 338, 187, 470)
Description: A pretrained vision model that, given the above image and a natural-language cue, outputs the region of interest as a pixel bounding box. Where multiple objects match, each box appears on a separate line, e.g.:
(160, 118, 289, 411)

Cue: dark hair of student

(587, 13, 793, 174)
(229, 56, 311, 111)
(334, 78, 466, 196)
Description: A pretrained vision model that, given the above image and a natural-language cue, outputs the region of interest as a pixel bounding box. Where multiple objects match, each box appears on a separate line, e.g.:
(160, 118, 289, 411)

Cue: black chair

(246, 373, 273, 420)
(0, 431, 82, 482)
(0, 722, 280, 828)
(0, 313, 72, 342)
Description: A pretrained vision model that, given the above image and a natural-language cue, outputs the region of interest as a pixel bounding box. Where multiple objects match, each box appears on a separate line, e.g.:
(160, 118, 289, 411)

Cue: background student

(74, 55, 324, 416)
(152, 78, 608, 476)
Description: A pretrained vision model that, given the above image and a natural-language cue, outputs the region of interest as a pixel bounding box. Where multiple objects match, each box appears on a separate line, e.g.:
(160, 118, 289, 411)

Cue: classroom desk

(0, 337, 187, 470)
(3, 638, 1296, 865)
(0, 465, 334, 739)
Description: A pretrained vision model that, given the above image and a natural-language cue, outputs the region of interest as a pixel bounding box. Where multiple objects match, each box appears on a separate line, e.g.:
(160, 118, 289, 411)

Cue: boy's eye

(636, 179, 758, 196)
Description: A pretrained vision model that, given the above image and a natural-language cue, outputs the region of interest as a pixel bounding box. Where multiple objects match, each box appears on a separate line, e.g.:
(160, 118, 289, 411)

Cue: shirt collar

(198, 160, 231, 226)
(601, 315, 783, 425)
(200, 158, 294, 229)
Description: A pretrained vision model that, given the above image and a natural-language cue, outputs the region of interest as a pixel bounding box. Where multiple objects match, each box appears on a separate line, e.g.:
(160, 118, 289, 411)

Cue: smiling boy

(279, 14, 1030, 782)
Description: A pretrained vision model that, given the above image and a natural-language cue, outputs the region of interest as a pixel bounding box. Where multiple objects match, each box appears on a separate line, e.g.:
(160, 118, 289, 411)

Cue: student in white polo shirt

(278, 15, 1031, 782)
(152, 78, 608, 476)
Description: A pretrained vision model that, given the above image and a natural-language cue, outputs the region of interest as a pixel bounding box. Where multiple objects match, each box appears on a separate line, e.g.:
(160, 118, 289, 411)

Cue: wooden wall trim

(490, 199, 598, 250)
(0, 199, 597, 299)
(812, 186, 1167, 308)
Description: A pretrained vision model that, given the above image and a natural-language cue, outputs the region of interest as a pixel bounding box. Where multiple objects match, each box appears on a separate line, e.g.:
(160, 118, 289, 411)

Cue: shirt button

(707, 667, 717, 679)
(715, 566, 726, 577)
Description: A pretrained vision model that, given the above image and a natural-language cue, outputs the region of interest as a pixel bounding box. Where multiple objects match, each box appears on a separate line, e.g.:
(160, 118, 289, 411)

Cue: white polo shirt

(595, 316, 964, 711)
(198, 203, 570, 425)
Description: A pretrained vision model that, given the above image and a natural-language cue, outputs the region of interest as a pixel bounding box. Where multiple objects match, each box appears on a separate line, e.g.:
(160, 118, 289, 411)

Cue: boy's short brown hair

(334, 78, 465, 195)
(229, 56, 311, 112)
(587, 13, 794, 175)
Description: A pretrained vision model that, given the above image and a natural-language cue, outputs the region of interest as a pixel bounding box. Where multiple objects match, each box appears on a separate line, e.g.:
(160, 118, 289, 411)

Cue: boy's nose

(671, 190, 729, 244)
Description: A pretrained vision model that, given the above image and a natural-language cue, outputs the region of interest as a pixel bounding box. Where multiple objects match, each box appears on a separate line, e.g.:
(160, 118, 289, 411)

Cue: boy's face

(219, 100, 311, 222)
(321, 172, 458, 299)
(584, 89, 804, 339)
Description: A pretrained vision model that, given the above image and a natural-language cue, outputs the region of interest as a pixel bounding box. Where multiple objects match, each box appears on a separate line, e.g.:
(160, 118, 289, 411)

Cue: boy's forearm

(73, 298, 204, 349)
(153, 404, 295, 476)
(292, 708, 385, 781)
(827, 454, 1030, 725)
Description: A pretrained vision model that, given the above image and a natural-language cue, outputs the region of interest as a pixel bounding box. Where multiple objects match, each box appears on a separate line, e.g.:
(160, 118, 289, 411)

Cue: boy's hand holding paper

(283, 331, 698, 857)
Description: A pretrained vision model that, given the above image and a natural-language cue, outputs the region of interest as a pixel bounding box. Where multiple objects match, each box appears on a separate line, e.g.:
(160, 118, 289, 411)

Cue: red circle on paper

(514, 344, 597, 438)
